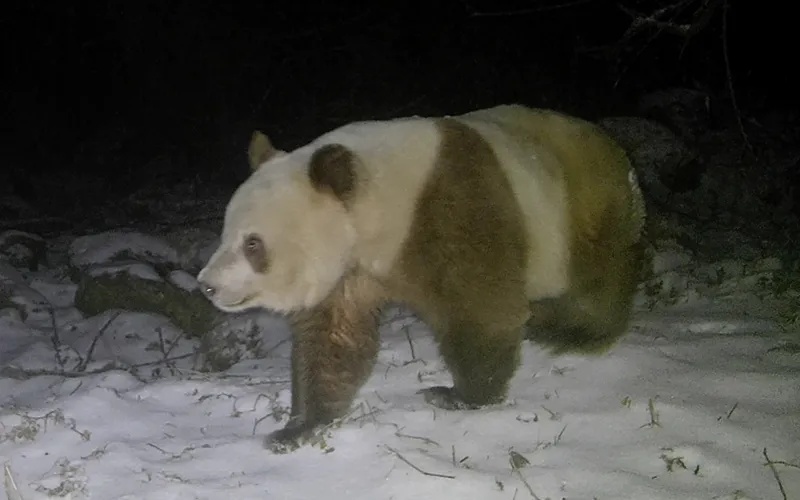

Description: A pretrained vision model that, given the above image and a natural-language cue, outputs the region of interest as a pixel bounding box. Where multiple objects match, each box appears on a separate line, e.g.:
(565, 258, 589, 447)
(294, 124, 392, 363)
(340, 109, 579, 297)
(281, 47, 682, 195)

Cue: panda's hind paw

(418, 386, 481, 411)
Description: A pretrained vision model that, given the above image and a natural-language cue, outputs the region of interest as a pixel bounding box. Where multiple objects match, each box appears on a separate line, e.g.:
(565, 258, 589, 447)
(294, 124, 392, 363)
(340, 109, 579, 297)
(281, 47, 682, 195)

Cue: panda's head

(197, 131, 361, 314)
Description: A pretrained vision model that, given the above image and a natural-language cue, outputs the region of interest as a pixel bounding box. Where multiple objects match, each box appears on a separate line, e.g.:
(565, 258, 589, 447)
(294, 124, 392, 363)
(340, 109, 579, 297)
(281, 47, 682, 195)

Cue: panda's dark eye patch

(242, 233, 269, 273)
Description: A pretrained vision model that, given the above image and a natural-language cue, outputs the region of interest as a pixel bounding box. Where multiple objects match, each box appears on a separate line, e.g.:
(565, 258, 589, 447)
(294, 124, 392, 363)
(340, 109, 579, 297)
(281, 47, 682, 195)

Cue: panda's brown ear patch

(248, 131, 283, 172)
(242, 233, 269, 273)
(308, 144, 358, 203)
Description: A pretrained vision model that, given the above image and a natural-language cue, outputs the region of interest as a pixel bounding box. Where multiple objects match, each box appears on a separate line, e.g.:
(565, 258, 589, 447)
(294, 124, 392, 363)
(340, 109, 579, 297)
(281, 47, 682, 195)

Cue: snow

(69, 232, 180, 269)
(87, 262, 163, 282)
(1, 232, 799, 500)
(168, 271, 200, 293)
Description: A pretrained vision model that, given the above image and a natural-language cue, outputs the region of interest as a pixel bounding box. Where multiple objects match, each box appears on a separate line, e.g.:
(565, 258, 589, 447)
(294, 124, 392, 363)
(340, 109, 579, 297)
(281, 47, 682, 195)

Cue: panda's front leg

(259, 341, 320, 454)
(263, 275, 383, 453)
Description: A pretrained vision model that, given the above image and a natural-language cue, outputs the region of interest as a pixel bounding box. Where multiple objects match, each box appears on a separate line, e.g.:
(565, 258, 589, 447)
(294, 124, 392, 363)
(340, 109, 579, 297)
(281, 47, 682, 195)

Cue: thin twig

(78, 312, 121, 372)
(763, 448, 788, 500)
(155, 326, 182, 376)
(618, 3, 694, 37)
(131, 353, 194, 368)
(160, 326, 184, 359)
(610, 0, 721, 87)
(721, 0, 753, 157)
(384, 446, 455, 479)
(3, 462, 23, 500)
(233, 393, 273, 417)
(47, 300, 66, 371)
(262, 337, 291, 357)
(513, 468, 541, 500)
(1, 353, 194, 380)
(404, 326, 417, 360)
(764, 460, 800, 470)
(640, 397, 661, 428)
(146, 443, 170, 455)
(358, 400, 380, 428)
(395, 431, 440, 447)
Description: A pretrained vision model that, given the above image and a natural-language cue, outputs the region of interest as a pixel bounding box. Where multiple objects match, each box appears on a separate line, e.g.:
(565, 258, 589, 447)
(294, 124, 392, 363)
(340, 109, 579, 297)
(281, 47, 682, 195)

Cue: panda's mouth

(218, 293, 257, 311)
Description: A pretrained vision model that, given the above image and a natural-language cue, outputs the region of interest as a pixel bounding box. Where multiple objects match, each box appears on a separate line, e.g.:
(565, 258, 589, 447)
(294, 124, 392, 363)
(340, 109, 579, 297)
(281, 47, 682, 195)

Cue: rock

(599, 116, 700, 205)
(638, 87, 711, 140)
(69, 230, 221, 338)
(0, 230, 47, 270)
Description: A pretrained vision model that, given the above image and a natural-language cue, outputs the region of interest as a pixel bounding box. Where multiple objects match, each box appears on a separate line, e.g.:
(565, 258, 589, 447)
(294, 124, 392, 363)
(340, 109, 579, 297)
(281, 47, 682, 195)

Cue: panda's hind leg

(420, 318, 525, 410)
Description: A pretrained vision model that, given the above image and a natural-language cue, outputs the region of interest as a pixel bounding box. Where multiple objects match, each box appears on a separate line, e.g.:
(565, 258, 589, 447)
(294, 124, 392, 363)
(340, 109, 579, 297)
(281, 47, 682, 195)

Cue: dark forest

(2, 1, 797, 238)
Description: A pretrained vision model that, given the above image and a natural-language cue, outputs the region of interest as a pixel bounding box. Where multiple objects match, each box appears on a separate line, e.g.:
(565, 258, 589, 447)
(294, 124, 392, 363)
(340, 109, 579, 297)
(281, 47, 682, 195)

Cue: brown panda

(197, 104, 646, 453)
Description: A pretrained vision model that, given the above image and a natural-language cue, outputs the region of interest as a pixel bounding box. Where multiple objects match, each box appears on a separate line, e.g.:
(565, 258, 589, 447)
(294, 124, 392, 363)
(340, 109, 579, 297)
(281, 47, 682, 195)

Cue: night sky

(2, 1, 792, 206)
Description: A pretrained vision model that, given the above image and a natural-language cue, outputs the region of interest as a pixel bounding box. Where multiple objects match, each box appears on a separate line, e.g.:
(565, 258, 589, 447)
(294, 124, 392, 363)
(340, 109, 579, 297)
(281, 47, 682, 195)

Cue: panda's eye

(244, 235, 261, 253)
(242, 234, 269, 273)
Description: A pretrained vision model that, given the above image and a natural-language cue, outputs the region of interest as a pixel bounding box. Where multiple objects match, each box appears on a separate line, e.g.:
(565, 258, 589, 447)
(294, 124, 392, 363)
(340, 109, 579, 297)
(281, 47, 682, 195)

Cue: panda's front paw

(263, 424, 314, 454)
(418, 386, 479, 411)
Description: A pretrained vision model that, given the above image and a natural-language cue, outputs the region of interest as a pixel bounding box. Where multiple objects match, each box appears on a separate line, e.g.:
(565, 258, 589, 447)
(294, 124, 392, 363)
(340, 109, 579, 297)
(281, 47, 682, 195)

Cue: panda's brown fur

(198, 104, 646, 452)
(387, 119, 532, 408)
(273, 270, 386, 448)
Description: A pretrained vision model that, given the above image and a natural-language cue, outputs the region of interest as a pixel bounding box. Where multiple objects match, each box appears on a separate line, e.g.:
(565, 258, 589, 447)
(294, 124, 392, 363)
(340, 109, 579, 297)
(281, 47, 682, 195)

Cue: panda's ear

(308, 144, 358, 203)
(247, 131, 284, 172)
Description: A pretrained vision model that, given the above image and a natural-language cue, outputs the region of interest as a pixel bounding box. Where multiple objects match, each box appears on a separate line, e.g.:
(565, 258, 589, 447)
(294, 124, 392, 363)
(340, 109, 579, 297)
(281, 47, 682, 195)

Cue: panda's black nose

(198, 281, 216, 298)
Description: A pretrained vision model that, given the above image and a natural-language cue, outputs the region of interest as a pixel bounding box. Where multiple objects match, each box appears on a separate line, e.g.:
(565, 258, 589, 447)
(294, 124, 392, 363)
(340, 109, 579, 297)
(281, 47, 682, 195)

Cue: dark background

(2, 1, 794, 222)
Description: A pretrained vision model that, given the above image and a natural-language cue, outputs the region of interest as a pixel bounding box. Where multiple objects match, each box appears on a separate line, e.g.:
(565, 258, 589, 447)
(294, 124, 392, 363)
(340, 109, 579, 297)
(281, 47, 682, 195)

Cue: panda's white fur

(205, 152, 356, 312)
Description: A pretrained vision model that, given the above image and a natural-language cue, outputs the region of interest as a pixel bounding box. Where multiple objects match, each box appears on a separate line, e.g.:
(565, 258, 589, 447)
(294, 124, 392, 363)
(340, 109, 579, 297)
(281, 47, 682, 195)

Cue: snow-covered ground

(1, 227, 798, 500)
